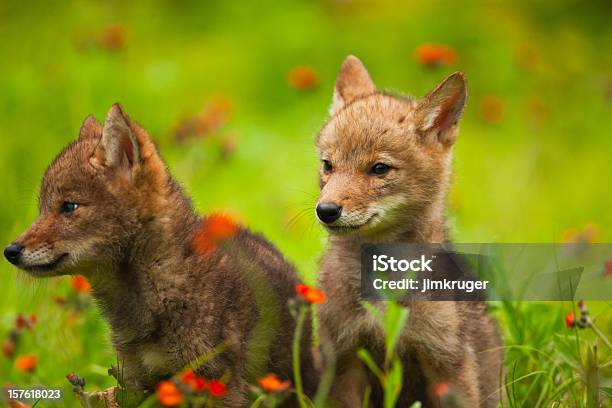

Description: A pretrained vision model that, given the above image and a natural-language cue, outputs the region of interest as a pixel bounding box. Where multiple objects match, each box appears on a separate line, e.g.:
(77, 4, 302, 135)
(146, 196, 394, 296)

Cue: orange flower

(415, 44, 458, 67)
(208, 379, 228, 397)
(561, 228, 578, 243)
(561, 223, 599, 243)
(582, 223, 599, 243)
(192, 214, 239, 255)
(156, 381, 182, 406)
(101, 24, 128, 50)
(514, 45, 540, 71)
(14, 355, 38, 372)
(565, 312, 575, 328)
(288, 66, 318, 90)
(296, 284, 326, 304)
(174, 95, 234, 142)
(8, 401, 30, 408)
(258, 374, 291, 393)
(71, 276, 91, 293)
(219, 133, 239, 159)
(432, 382, 450, 397)
(180, 369, 208, 392)
(29, 314, 37, 326)
(479, 96, 505, 124)
(196, 96, 233, 134)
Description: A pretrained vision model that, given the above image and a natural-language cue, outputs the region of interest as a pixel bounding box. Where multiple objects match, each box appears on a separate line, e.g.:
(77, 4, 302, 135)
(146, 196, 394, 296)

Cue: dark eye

(322, 160, 333, 173)
(369, 163, 391, 176)
(60, 201, 79, 215)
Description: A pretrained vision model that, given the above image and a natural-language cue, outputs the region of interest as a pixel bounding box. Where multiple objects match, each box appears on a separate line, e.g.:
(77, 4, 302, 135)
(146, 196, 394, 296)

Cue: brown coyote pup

(4, 104, 315, 407)
(315, 56, 502, 407)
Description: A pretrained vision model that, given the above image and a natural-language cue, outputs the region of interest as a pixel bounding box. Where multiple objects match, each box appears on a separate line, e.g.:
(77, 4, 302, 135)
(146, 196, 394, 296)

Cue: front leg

(406, 302, 481, 407)
(329, 355, 371, 408)
(417, 349, 481, 407)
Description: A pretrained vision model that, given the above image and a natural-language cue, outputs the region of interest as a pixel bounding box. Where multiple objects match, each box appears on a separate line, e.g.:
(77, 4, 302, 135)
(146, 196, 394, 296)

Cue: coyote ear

(91, 104, 140, 172)
(330, 55, 376, 115)
(78, 115, 102, 140)
(415, 72, 467, 147)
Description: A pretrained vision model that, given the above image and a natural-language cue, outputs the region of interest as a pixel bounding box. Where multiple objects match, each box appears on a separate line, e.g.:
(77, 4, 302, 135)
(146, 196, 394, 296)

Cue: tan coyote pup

(4, 104, 315, 407)
(315, 56, 502, 407)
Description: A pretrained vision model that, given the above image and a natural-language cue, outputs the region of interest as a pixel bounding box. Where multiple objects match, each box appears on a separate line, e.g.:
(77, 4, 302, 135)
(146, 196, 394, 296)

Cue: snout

(4, 243, 24, 265)
(316, 202, 343, 224)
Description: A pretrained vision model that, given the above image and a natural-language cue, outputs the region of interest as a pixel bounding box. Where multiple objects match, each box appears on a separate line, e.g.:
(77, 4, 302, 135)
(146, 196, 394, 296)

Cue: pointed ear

(91, 104, 140, 172)
(78, 115, 102, 140)
(415, 72, 467, 147)
(330, 55, 376, 115)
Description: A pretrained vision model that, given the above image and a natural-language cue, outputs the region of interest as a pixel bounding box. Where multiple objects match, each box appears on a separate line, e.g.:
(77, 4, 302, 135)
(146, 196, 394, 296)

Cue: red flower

(296, 284, 326, 304)
(66, 373, 85, 388)
(15, 314, 27, 330)
(156, 381, 182, 406)
(15, 313, 36, 330)
(71, 276, 91, 293)
(605, 259, 612, 277)
(192, 376, 207, 392)
(208, 380, 227, 397)
(565, 312, 575, 328)
(192, 214, 239, 255)
(415, 44, 458, 67)
(288, 66, 319, 90)
(258, 374, 291, 393)
(180, 369, 196, 383)
(14, 355, 38, 372)
(179, 369, 208, 392)
(2, 339, 15, 358)
(66, 373, 79, 384)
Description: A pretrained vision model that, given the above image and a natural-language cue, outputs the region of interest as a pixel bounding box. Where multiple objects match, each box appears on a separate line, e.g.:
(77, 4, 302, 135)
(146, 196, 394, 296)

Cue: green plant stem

(313, 330, 336, 408)
(361, 385, 371, 408)
(77, 392, 92, 408)
(587, 320, 612, 350)
(250, 394, 266, 408)
(293, 304, 308, 408)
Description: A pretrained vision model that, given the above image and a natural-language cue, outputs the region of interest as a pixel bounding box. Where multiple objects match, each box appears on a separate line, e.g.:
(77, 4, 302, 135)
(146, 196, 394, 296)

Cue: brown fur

(316, 56, 502, 407)
(7, 105, 316, 407)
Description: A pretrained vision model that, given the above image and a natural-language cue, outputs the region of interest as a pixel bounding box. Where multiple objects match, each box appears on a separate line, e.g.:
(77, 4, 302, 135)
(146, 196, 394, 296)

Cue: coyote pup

(315, 56, 502, 407)
(4, 104, 314, 407)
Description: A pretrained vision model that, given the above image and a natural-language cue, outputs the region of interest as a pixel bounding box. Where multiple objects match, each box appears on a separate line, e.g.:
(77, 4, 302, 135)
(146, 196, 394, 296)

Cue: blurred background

(0, 0, 610, 406)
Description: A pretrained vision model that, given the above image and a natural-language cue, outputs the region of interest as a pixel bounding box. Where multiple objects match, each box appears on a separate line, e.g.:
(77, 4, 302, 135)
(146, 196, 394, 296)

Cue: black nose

(4, 243, 24, 265)
(316, 202, 343, 224)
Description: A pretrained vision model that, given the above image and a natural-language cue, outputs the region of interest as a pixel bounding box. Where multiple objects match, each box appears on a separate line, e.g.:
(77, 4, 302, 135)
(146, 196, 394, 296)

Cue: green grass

(0, 0, 611, 406)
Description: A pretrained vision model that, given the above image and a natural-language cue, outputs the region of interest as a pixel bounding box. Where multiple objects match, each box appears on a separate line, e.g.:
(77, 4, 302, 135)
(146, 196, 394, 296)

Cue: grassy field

(1, 0, 611, 406)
